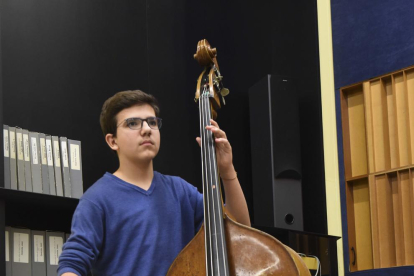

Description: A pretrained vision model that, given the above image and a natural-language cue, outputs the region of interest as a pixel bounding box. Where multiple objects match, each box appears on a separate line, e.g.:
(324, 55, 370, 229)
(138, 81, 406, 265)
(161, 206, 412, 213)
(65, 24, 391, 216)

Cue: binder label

(49, 236, 63, 265)
(40, 137, 48, 165)
(10, 131, 16, 159)
(5, 231, 9, 262)
(61, 141, 69, 168)
(31, 137, 39, 165)
(23, 133, 30, 162)
(13, 232, 29, 263)
(17, 132, 24, 161)
(53, 140, 61, 167)
(4, 129, 9, 157)
(46, 139, 54, 166)
(34, 235, 45, 263)
(70, 144, 80, 171)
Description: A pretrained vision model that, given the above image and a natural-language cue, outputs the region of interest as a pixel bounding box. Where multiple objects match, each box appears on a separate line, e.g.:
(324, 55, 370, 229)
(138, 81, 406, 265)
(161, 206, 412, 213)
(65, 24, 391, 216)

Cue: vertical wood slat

(370, 80, 391, 173)
(404, 72, 413, 165)
(384, 76, 400, 169)
(375, 174, 396, 268)
(406, 69, 414, 165)
(394, 73, 411, 167)
(364, 82, 375, 174)
(349, 178, 373, 271)
(369, 174, 380, 268)
(341, 89, 353, 180)
(399, 170, 414, 265)
(347, 88, 368, 177)
(410, 169, 414, 265)
(346, 180, 357, 272)
(391, 172, 404, 266)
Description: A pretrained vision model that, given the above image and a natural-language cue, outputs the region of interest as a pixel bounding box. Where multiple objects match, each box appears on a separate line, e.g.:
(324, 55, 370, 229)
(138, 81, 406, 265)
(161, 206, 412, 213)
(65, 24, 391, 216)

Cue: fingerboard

(199, 90, 230, 276)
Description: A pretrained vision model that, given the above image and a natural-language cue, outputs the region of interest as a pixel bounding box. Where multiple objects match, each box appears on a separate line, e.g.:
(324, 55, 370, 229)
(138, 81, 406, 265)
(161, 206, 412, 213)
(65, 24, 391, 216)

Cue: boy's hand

(196, 119, 236, 179)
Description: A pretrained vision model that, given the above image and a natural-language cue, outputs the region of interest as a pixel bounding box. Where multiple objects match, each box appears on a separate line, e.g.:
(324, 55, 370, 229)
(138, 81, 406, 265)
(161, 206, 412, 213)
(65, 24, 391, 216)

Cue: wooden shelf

(371, 164, 414, 176)
(346, 174, 369, 182)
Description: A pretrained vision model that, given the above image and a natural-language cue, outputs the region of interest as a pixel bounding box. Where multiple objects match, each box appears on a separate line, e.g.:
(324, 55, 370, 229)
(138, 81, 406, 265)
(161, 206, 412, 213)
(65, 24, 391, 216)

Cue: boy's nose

(140, 121, 152, 134)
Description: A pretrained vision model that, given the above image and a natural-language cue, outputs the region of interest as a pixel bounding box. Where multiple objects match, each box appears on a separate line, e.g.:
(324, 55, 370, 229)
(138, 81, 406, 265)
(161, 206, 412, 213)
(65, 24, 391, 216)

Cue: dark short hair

(100, 90, 160, 137)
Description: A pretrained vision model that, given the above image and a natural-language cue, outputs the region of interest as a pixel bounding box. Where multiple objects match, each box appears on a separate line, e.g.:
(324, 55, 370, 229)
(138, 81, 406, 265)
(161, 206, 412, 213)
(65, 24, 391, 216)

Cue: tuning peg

(220, 88, 229, 97)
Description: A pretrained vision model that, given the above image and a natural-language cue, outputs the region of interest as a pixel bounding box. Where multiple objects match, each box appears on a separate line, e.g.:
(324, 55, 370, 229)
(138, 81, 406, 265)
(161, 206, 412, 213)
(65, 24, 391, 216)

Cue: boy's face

(111, 104, 161, 165)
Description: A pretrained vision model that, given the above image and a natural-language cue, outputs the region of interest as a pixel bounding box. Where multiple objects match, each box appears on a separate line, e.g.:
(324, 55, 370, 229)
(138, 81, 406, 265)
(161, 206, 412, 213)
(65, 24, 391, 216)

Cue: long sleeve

(58, 199, 105, 276)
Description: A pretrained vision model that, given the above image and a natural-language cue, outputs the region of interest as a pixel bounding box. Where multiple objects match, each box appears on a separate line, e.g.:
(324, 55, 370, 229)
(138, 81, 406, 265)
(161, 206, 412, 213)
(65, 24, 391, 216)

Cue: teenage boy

(58, 90, 250, 276)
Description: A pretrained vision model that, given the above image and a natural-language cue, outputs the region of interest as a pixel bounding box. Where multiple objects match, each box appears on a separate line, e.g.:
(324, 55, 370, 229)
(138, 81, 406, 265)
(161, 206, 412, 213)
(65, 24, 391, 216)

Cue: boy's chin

(135, 152, 158, 163)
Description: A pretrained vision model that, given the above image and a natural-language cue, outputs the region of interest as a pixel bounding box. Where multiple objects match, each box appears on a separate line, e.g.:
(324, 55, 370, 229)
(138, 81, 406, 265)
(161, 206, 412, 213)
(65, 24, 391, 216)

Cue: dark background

(0, 0, 326, 234)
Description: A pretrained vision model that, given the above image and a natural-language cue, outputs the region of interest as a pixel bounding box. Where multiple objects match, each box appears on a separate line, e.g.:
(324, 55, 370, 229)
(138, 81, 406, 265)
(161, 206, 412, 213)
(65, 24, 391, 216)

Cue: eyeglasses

(118, 117, 162, 130)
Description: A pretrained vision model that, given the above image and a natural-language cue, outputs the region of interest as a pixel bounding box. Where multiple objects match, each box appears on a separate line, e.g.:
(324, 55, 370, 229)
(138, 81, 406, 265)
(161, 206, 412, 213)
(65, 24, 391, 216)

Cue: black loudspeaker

(248, 75, 303, 231)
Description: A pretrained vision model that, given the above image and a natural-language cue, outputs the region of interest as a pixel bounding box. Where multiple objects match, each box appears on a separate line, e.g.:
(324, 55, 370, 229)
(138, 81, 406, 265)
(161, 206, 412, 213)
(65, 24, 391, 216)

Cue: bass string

(202, 93, 229, 276)
(199, 89, 213, 275)
(202, 92, 220, 275)
(209, 94, 230, 276)
(200, 91, 229, 276)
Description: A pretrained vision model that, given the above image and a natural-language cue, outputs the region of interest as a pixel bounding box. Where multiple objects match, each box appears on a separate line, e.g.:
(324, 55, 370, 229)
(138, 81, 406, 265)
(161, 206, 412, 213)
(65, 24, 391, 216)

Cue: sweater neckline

(105, 171, 158, 195)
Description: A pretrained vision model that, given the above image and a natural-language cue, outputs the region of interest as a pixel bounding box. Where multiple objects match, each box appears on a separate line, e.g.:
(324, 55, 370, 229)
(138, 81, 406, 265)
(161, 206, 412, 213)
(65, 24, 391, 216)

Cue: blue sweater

(58, 172, 204, 276)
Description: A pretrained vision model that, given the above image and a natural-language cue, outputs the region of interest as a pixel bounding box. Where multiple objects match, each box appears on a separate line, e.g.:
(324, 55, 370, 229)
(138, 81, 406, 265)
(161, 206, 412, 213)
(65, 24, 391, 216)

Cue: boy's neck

(113, 160, 154, 190)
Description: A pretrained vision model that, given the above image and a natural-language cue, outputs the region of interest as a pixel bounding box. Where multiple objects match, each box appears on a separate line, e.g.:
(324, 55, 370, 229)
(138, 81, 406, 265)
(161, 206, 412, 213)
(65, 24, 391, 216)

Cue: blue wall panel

(332, 0, 414, 89)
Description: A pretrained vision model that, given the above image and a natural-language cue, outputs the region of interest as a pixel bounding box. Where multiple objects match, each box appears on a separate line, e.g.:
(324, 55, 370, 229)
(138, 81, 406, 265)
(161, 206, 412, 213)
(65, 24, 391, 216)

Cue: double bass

(167, 39, 311, 276)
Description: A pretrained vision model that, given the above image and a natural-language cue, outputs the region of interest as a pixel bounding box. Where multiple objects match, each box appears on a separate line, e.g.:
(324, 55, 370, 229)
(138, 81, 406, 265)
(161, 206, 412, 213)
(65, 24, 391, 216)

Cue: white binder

(52, 136, 63, 196)
(69, 139, 84, 198)
(46, 231, 65, 276)
(3, 125, 11, 189)
(9, 127, 18, 190)
(29, 132, 43, 193)
(46, 135, 56, 195)
(39, 133, 50, 194)
(31, 230, 47, 276)
(60, 137, 72, 197)
(68, 139, 83, 198)
(22, 129, 32, 192)
(15, 127, 26, 191)
(11, 227, 32, 276)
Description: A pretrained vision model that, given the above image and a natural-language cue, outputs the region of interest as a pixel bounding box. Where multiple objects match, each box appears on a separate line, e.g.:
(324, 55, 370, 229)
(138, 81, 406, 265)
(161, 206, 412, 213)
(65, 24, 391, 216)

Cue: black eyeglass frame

(117, 117, 163, 130)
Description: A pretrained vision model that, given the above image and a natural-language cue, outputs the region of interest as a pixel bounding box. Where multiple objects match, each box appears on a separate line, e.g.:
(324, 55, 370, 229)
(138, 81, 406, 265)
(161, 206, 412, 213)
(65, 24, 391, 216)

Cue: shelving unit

(0, 188, 78, 274)
(341, 66, 414, 273)
(0, 188, 78, 231)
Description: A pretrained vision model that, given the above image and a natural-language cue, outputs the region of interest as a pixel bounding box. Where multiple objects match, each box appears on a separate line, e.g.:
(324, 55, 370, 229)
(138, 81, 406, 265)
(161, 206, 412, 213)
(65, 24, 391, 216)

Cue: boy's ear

(105, 133, 119, 151)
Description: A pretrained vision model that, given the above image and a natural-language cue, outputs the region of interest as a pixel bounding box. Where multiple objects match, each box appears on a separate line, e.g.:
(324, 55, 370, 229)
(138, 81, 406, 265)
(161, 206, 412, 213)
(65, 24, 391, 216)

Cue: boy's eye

(148, 118, 158, 126)
(126, 119, 141, 128)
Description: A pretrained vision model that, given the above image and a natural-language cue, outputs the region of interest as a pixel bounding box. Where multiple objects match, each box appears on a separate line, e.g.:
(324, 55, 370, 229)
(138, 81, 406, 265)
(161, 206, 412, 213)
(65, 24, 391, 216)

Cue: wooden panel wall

(341, 65, 414, 272)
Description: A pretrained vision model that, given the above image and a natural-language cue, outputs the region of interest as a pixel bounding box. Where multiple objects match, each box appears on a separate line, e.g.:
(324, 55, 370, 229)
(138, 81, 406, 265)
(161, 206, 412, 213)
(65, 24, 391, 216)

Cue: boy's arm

(58, 199, 104, 276)
(220, 166, 250, 226)
(62, 273, 78, 276)
(196, 119, 251, 226)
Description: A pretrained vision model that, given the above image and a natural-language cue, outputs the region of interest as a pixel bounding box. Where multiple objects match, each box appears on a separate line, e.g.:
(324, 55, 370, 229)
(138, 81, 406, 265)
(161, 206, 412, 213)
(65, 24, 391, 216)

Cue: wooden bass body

(167, 214, 311, 276)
